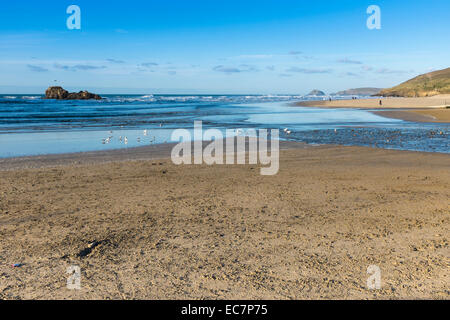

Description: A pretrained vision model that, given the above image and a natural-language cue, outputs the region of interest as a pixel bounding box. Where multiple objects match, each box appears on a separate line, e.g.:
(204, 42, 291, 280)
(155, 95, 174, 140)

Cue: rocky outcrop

(45, 86, 69, 99)
(45, 86, 102, 100)
(66, 91, 102, 100)
(307, 89, 326, 96)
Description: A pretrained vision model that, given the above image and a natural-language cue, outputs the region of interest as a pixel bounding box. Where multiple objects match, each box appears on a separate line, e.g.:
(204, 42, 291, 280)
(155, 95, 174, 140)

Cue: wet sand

(373, 109, 450, 123)
(410, 109, 450, 122)
(296, 96, 450, 123)
(0, 143, 449, 299)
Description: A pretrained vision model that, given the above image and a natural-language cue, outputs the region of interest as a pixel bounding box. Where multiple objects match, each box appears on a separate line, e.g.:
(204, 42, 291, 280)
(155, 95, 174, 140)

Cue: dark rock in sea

(66, 91, 102, 100)
(45, 86, 68, 99)
(307, 89, 326, 96)
(45, 86, 102, 100)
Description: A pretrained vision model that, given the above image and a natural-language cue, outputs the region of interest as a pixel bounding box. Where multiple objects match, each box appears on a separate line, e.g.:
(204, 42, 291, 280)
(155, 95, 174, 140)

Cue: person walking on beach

(379, 99, 383, 106)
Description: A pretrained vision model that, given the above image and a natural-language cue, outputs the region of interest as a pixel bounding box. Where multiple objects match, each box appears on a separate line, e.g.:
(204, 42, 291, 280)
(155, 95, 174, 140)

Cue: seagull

(124, 137, 128, 144)
(143, 129, 148, 136)
(283, 128, 288, 133)
(159, 123, 163, 127)
(286, 130, 292, 135)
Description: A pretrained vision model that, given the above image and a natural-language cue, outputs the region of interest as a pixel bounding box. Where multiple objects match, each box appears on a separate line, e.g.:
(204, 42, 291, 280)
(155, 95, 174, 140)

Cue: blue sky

(0, 0, 449, 94)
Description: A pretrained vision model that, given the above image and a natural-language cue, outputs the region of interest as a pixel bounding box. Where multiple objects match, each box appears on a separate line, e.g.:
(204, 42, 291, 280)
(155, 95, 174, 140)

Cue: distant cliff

(377, 68, 450, 97)
(307, 89, 326, 96)
(333, 88, 383, 96)
(45, 86, 102, 100)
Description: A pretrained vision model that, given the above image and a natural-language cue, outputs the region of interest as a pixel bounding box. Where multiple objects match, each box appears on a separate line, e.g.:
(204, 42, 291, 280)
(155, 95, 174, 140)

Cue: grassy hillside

(378, 67, 450, 97)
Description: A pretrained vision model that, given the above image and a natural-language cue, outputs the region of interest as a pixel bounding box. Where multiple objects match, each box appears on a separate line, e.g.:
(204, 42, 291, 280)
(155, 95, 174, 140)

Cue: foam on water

(0, 95, 448, 157)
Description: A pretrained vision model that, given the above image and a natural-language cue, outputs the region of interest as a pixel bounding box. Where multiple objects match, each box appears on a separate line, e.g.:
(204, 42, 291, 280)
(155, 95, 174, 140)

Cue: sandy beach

(296, 95, 450, 123)
(1, 0, 449, 307)
(1, 143, 449, 299)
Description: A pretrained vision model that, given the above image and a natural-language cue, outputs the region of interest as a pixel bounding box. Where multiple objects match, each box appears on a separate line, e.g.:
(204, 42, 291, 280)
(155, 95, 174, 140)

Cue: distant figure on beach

(379, 100, 382, 106)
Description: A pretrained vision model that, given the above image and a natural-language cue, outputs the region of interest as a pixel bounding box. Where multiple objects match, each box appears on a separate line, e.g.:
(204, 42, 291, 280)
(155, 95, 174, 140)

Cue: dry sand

(296, 96, 450, 123)
(0, 143, 449, 299)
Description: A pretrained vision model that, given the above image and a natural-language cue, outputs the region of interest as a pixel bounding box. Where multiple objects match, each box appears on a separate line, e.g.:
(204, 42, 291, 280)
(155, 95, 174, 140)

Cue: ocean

(0, 94, 448, 158)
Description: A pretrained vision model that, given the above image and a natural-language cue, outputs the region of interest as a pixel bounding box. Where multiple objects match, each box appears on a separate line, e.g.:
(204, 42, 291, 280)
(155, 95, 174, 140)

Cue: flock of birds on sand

(101, 123, 164, 145)
(101, 125, 297, 146)
(101, 125, 446, 147)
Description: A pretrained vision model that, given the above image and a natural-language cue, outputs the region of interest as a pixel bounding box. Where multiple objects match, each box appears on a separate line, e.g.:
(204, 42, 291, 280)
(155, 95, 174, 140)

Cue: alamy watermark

(366, 5, 381, 30)
(67, 5, 81, 30)
(171, 121, 279, 175)
(366, 265, 381, 290)
(67, 265, 81, 290)
(64, 5, 381, 31)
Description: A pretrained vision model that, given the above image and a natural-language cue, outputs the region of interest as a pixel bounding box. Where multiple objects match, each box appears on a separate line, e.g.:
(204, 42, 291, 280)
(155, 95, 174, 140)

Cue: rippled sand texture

(0, 145, 449, 299)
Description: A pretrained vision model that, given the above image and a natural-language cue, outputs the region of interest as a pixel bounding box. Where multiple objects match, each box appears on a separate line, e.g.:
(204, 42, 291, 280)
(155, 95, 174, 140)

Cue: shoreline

(295, 96, 450, 123)
(0, 140, 308, 171)
(1, 137, 449, 171)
